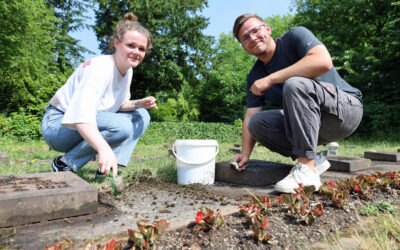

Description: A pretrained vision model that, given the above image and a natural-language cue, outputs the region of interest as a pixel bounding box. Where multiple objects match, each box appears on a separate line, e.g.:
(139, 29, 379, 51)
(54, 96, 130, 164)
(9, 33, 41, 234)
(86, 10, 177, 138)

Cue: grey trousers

(247, 77, 363, 160)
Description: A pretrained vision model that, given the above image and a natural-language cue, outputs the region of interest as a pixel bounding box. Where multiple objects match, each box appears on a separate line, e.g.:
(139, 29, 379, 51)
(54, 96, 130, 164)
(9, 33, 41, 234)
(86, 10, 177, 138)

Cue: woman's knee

(112, 117, 134, 140)
(136, 108, 151, 128)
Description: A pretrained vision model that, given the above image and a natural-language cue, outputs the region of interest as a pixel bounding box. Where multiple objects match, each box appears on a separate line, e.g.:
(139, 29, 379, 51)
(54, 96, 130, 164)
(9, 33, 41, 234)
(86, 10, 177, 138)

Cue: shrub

(140, 121, 241, 145)
(1, 108, 42, 140)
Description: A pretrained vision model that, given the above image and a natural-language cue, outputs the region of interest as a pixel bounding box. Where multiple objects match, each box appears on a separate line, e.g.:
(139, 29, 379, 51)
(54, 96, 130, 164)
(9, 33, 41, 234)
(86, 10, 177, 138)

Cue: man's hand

(250, 76, 273, 96)
(234, 153, 250, 172)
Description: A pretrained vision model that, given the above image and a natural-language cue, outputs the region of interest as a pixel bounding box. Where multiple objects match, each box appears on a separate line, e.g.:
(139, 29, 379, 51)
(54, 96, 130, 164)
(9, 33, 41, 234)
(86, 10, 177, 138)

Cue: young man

(232, 14, 363, 193)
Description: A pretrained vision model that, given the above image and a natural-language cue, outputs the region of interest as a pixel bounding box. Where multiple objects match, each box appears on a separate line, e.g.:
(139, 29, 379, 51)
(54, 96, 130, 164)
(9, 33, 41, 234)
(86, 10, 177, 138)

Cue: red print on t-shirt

(82, 60, 91, 68)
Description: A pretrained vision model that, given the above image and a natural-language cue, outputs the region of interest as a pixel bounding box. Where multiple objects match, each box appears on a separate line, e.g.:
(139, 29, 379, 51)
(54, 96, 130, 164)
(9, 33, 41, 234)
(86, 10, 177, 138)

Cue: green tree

(46, 0, 93, 72)
(265, 14, 295, 38)
(93, 0, 213, 99)
(149, 82, 199, 121)
(0, 0, 64, 114)
(197, 33, 255, 122)
(292, 0, 400, 135)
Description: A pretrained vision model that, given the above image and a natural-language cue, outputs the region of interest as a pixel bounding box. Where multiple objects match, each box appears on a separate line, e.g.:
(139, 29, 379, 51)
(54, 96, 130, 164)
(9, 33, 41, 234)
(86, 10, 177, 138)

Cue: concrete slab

(0, 152, 10, 165)
(326, 156, 371, 172)
(215, 160, 293, 186)
(0, 172, 97, 228)
(364, 151, 400, 162)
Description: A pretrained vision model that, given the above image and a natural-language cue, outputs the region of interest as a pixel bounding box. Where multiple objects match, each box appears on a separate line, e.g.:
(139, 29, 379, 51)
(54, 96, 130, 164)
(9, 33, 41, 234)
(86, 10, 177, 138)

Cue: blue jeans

(41, 106, 150, 171)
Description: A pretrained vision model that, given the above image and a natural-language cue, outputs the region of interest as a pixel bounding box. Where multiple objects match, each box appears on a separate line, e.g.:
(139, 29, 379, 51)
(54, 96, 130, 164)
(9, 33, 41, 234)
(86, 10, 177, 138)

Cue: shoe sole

(317, 160, 331, 175)
(51, 161, 59, 172)
(274, 185, 296, 194)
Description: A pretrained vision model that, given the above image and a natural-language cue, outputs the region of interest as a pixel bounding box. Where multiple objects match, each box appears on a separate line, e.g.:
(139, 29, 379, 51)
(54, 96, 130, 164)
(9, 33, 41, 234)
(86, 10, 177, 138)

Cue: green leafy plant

(128, 219, 170, 249)
(2, 108, 42, 140)
(0, 228, 16, 249)
(194, 206, 224, 231)
(359, 200, 398, 217)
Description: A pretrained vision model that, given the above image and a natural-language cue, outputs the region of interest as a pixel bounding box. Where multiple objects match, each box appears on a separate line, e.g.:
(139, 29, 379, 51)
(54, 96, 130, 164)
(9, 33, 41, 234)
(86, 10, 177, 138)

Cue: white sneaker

(315, 153, 331, 175)
(274, 162, 321, 194)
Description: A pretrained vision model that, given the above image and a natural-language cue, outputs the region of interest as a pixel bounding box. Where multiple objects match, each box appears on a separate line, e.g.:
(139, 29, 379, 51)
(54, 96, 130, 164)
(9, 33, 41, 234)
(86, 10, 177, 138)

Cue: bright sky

(71, 0, 294, 61)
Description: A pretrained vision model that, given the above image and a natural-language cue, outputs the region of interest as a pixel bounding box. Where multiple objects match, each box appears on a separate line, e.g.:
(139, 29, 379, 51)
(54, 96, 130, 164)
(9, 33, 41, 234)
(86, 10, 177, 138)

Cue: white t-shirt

(49, 55, 132, 128)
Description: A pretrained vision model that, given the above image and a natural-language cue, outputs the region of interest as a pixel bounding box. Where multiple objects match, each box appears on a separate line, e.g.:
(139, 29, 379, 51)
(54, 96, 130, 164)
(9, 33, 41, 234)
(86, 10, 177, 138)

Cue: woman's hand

(98, 145, 118, 177)
(140, 96, 158, 109)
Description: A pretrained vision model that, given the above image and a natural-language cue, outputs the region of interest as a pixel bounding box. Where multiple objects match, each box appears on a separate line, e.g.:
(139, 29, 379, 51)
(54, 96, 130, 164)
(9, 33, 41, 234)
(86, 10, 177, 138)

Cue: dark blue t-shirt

(246, 26, 363, 108)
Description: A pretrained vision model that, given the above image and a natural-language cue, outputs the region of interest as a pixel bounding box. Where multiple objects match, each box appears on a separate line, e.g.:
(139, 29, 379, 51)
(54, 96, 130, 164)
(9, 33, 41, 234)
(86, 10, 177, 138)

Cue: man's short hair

(233, 14, 264, 41)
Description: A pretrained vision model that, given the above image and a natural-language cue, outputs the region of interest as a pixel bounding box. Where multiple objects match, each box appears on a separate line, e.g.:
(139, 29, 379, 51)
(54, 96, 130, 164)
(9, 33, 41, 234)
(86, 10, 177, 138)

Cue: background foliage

(0, 0, 399, 139)
(93, 0, 214, 100)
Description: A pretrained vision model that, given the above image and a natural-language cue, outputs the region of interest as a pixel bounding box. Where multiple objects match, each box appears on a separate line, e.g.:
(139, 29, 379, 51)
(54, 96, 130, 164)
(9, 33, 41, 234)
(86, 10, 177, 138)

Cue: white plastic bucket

(172, 139, 219, 185)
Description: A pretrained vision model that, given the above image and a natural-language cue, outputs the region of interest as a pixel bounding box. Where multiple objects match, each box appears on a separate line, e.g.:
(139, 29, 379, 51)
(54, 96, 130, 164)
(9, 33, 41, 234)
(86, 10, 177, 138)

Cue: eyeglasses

(240, 24, 266, 44)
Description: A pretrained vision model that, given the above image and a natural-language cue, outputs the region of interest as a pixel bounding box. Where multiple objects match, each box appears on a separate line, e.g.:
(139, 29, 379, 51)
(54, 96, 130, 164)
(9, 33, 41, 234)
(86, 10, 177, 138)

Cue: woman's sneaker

(52, 156, 73, 172)
(274, 162, 321, 194)
(315, 153, 331, 175)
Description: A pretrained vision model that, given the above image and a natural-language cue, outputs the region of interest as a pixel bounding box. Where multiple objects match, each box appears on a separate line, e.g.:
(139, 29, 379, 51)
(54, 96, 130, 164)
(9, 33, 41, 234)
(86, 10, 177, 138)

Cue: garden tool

(110, 169, 124, 195)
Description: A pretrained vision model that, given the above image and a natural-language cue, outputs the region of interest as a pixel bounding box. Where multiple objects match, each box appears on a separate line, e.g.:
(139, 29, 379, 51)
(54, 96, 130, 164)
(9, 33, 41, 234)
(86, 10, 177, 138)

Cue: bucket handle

(171, 143, 219, 166)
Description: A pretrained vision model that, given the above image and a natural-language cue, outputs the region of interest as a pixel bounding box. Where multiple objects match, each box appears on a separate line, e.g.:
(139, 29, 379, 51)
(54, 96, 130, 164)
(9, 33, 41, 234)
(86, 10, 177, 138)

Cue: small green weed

(359, 200, 398, 217)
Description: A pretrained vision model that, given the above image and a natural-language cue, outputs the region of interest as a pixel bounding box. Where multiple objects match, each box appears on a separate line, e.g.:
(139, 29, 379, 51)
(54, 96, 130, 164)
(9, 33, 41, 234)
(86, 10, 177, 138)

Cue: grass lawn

(0, 135, 398, 181)
(0, 135, 399, 185)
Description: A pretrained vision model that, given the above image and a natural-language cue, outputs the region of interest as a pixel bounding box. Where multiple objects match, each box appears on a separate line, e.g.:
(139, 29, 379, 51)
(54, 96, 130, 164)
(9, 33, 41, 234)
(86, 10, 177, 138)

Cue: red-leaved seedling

(105, 239, 122, 250)
(319, 180, 350, 208)
(128, 219, 170, 249)
(239, 191, 273, 243)
(44, 239, 73, 250)
(279, 184, 323, 225)
(194, 206, 224, 232)
(250, 213, 273, 243)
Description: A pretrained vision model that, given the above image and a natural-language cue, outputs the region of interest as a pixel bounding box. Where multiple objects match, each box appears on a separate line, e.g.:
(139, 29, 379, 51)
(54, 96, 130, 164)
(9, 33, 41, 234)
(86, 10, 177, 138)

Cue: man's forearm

(241, 123, 256, 157)
(269, 44, 333, 84)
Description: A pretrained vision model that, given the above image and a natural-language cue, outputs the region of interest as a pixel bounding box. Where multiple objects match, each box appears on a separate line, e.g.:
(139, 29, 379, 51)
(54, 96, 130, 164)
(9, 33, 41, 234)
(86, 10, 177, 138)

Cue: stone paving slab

(0, 172, 97, 228)
(364, 150, 400, 162)
(326, 156, 371, 172)
(215, 160, 293, 186)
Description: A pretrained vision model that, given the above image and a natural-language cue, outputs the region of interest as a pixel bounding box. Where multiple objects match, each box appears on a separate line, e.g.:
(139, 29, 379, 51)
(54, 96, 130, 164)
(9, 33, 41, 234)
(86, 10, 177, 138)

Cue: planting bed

(3, 169, 400, 249)
(130, 171, 400, 249)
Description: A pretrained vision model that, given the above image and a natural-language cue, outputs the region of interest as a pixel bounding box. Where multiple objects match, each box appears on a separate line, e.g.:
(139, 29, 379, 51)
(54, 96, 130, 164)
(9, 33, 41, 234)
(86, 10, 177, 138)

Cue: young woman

(41, 13, 157, 177)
